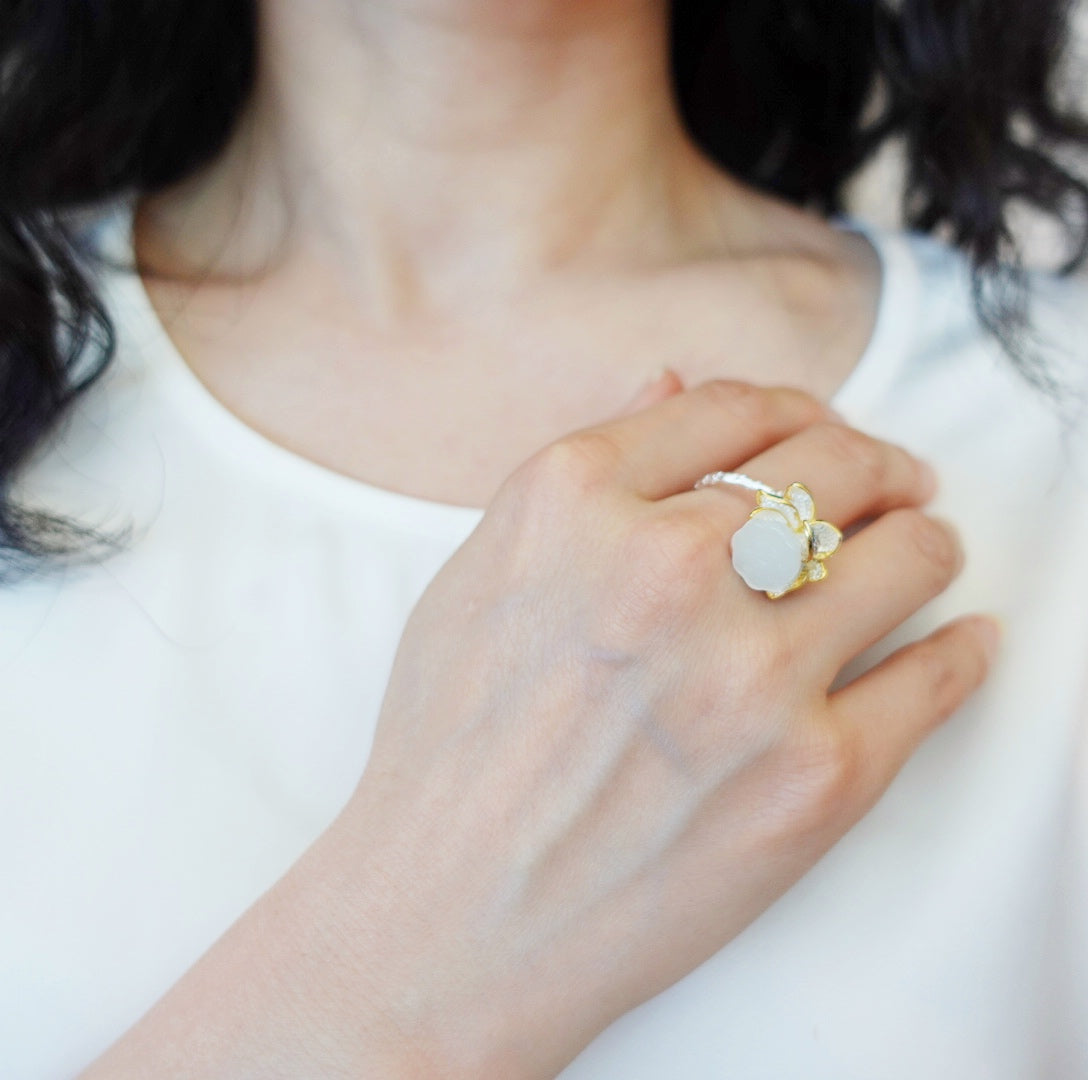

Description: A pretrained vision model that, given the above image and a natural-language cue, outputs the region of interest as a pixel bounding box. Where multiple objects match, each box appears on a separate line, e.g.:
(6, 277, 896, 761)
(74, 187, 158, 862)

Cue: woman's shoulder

(881, 220, 1085, 377)
(810, 216, 1088, 515)
(858, 219, 1086, 431)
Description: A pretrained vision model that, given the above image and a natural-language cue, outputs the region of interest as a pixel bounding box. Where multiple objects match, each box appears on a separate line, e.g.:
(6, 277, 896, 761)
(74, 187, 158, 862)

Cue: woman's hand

(306, 377, 998, 1078)
(82, 375, 997, 1080)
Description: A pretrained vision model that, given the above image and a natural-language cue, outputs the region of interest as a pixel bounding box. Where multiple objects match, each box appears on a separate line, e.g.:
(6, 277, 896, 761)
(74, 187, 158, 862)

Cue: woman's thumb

(614, 367, 685, 418)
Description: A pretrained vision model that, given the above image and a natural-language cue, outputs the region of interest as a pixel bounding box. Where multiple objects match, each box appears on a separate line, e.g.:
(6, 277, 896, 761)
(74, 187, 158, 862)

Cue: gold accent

(752, 482, 843, 600)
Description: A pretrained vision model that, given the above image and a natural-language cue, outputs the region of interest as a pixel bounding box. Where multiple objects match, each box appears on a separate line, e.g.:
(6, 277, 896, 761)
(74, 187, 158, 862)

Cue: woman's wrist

(77, 821, 498, 1080)
(276, 814, 527, 1080)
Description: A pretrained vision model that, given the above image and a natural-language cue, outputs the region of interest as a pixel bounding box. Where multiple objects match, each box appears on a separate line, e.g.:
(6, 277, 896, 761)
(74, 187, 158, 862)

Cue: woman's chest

(138, 261, 870, 510)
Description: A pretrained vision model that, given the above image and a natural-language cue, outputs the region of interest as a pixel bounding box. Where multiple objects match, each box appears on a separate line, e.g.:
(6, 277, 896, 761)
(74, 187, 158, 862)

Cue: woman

(2, 0, 1087, 1076)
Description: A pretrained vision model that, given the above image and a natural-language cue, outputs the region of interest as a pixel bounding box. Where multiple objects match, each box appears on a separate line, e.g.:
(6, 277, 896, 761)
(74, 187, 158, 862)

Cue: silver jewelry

(694, 471, 784, 498)
(694, 472, 843, 599)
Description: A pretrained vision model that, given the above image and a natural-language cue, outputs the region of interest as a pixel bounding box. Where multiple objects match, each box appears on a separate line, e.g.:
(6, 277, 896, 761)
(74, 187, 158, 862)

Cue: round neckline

(828, 212, 918, 416)
(96, 194, 489, 538)
(90, 191, 914, 533)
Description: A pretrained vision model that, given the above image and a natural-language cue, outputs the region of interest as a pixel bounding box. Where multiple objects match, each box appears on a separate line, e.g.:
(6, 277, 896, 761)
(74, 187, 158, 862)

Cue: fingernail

(975, 616, 1004, 662)
(918, 459, 939, 499)
(928, 515, 965, 575)
(619, 367, 674, 414)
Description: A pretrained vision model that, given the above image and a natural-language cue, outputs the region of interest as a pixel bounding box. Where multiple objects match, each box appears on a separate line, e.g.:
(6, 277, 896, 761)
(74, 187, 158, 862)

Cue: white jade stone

(731, 511, 808, 594)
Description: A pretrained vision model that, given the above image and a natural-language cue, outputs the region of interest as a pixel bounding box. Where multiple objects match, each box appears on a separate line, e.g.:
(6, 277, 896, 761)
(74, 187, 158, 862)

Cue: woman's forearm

(76, 827, 481, 1080)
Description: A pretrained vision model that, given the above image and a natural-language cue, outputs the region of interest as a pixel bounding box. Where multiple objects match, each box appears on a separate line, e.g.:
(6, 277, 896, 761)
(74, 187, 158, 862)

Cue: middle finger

(678, 421, 937, 531)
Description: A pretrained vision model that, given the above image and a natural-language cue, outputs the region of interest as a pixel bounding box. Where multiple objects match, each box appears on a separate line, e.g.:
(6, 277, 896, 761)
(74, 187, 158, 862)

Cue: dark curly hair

(1, 0, 1087, 577)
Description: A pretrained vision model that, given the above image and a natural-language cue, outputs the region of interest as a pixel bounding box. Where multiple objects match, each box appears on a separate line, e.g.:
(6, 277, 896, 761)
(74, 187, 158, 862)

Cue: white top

(3, 194, 1088, 1079)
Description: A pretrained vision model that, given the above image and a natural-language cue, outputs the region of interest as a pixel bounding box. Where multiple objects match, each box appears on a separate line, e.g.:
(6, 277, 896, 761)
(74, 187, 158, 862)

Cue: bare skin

(80, 0, 1000, 1076)
(80, 378, 998, 1078)
(133, 0, 881, 509)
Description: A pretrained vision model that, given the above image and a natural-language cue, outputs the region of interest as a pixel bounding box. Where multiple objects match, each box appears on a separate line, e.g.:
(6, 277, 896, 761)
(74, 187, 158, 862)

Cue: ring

(694, 471, 843, 599)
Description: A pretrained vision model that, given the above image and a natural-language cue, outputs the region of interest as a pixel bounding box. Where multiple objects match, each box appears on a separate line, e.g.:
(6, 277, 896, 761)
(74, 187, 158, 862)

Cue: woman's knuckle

(606, 515, 724, 630)
(632, 513, 725, 586)
(764, 724, 861, 832)
(516, 431, 620, 498)
(797, 726, 859, 803)
(739, 640, 798, 715)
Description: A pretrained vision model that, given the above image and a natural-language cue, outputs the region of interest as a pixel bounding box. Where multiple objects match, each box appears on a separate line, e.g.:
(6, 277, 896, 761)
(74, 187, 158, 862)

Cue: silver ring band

(693, 471, 784, 498)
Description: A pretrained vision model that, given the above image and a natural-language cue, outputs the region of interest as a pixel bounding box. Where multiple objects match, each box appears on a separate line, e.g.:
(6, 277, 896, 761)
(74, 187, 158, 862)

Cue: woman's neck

(132, 1, 883, 511)
(138, 0, 765, 318)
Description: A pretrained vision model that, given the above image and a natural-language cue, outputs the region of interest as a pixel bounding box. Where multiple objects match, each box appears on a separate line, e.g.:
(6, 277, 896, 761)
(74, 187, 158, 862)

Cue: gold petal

(805, 560, 827, 582)
(810, 520, 842, 559)
(768, 570, 808, 599)
(756, 490, 802, 530)
(786, 483, 816, 522)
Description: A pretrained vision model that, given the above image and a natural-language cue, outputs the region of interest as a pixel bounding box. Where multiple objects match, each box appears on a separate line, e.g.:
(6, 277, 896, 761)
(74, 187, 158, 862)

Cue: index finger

(580, 379, 839, 501)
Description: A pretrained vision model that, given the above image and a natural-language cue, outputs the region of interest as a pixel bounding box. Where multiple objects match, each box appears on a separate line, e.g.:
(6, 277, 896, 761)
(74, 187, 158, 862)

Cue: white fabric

(3, 193, 1088, 1079)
